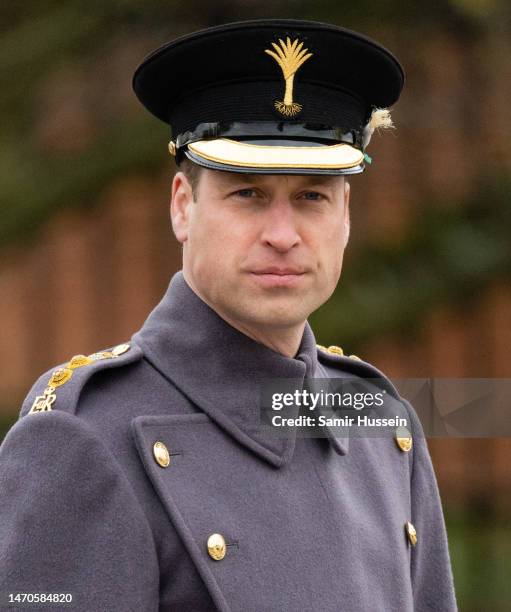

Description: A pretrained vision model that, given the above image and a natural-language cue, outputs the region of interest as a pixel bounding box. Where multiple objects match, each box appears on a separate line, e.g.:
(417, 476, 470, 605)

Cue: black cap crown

(133, 19, 404, 175)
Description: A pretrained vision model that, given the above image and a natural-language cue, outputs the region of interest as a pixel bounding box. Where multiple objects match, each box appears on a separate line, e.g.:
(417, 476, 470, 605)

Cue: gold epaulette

(28, 343, 131, 414)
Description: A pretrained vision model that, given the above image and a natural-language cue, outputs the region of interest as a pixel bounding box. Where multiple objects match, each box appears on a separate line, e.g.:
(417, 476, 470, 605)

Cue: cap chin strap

(174, 121, 364, 151)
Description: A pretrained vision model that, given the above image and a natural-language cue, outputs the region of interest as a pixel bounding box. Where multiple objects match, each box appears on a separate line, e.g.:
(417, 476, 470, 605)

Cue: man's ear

(170, 171, 194, 243)
(343, 180, 351, 248)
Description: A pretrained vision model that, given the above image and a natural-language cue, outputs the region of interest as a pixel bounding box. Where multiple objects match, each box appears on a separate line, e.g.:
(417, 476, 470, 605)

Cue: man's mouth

(248, 267, 308, 287)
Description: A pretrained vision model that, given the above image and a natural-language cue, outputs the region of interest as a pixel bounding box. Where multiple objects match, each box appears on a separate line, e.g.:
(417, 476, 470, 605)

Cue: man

(0, 19, 457, 611)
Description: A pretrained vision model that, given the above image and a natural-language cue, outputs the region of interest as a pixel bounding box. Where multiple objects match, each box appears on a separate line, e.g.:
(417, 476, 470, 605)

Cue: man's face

(171, 167, 350, 331)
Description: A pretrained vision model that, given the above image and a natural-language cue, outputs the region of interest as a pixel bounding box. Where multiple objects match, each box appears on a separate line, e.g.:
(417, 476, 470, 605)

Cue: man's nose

(259, 199, 301, 252)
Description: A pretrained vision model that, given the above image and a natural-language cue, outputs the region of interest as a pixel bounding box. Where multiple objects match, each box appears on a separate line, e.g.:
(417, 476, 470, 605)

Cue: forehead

(201, 168, 345, 189)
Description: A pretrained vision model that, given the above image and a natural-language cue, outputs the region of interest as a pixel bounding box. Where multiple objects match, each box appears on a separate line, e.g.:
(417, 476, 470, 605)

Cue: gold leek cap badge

(265, 37, 313, 117)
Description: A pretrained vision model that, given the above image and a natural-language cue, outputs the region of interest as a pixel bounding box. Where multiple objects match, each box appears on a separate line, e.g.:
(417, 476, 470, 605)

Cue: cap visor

(185, 138, 364, 175)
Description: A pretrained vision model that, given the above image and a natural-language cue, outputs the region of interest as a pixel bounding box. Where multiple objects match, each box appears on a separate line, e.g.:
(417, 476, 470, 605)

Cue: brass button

(327, 345, 344, 356)
(395, 426, 413, 452)
(168, 141, 177, 156)
(405, 521, 417, 547)
(207, 533, 226, 561)
(348, 354, 362, 361)
(153, 441, 170, 468)
(112, 343, 130, 356)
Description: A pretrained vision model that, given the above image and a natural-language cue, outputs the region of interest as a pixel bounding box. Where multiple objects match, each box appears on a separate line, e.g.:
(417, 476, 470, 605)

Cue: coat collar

(133, 272, 328, 467)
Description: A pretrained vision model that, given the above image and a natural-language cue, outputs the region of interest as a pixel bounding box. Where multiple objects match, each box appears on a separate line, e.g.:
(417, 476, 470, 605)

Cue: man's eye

(302, 192, 324, 201)
(235, 188, 257, 198)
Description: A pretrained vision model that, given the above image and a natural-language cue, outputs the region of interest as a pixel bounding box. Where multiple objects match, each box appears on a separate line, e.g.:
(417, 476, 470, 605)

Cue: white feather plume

(362, 108, 394, 149)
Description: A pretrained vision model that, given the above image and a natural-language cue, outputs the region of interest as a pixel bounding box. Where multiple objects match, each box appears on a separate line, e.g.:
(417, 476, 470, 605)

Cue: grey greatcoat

(0, 272, 457, 611)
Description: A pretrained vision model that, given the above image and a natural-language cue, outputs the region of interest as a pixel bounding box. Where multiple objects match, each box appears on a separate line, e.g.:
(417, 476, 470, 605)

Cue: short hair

(179, 157, 203, 199)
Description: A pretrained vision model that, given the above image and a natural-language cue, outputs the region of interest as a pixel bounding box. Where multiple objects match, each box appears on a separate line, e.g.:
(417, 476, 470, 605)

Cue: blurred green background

(1, 2, 511, 610)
